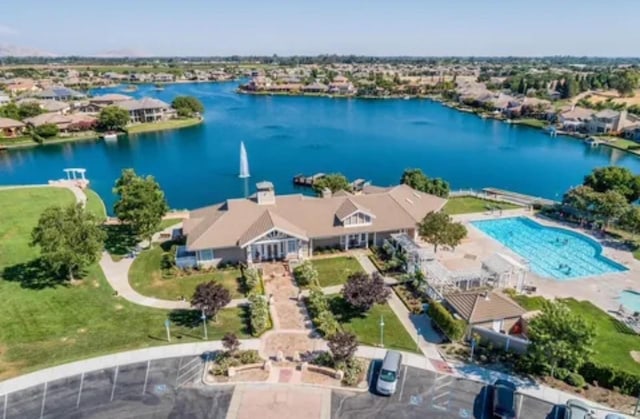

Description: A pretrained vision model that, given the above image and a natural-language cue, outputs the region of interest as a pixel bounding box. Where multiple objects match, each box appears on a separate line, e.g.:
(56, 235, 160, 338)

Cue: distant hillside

(0, 43, 57, 57)
(92, 48, 151, 58)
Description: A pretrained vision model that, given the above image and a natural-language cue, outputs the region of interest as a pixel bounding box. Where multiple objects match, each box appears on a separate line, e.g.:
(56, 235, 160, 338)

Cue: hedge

(427, 301, 466, 342)
(579, 361, 640, 396)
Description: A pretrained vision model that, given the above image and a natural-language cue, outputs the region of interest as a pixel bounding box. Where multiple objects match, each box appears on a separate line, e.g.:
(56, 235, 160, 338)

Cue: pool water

(619, 290, 640, 313)
(471, 217, 627, 280)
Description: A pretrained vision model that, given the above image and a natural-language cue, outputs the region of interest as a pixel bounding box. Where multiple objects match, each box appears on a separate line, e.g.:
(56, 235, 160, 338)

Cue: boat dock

(292, 173, 370, 192)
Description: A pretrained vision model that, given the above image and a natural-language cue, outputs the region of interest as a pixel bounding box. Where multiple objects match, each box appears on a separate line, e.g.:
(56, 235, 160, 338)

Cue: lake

(1, 81, 639, 212)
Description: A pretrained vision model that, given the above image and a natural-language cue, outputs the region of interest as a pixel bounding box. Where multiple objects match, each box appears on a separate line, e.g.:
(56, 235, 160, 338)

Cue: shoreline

(0, 118, 203, 151)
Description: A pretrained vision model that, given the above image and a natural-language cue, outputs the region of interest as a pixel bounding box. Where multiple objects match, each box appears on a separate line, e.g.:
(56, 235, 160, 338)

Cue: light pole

(379, 315, 385, 347)
(165, 319, 171, 342)
(201, 308, 208, 340)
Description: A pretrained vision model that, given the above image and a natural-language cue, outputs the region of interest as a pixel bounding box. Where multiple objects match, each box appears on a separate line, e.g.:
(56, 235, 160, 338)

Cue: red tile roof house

(178, 182, 446, 268)
(0, 117, 26, 138)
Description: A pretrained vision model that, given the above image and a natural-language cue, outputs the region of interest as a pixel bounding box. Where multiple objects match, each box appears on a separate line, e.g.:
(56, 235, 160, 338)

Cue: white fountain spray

(239, 141, 250, 178)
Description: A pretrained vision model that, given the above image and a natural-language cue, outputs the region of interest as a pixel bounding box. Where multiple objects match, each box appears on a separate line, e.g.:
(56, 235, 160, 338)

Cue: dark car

(492, 379, 518, 418)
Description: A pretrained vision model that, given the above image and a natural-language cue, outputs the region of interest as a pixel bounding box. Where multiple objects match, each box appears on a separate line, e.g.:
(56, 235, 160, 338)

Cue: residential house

(88, 93, 133, 106)
(558, 106, 595, 132)
(129, 73, 151, 83)
(328, 75, 356, 95)
(3, 78, 39, 95)
(117, 97, 174, 123)
(17, 98, 71, 114)
(34, 86, 86, 101)
(178, 182, 446, 268)
(587, 109, 640, 135)
(0, 94, 10, 105)
(444, 291, 525, 337)
(24, 112, 97, 132)
(623, 126, 640, 142)
(152, 73, 175, 83)
(0, 117, 26, 138)
(301, 82, 329, 93)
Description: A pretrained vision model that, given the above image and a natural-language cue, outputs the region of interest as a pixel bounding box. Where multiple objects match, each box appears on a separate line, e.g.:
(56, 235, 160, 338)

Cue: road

(0, 357, 569, 419)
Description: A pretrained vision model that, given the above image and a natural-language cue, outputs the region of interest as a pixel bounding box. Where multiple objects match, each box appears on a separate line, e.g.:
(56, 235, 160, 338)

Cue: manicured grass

(328, 295, 418, 353)
(158, 218, 183, 231)
(129, 245, 245, 300)
(514, 294, 640, 375)
(127, 118, 202, 134)
(0, 187, 249, 379)
(443, 196, 520, 215)
(512, 118, 547, 129)
(311, 256, 364, 287)
(85, 189, 107, 222)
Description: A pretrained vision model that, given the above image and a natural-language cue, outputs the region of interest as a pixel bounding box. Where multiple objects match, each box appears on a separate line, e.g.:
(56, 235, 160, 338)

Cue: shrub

(553, 368, 570, 381)
(237, 349, 261, 364)
(248, 293, 269, 336)
(427, 301, 466, 342)
(34, 123, 59, 138)
(342, 271, 390, 312)
(579, 361, 640, 396)
(293, 261, 318, 287)
(242, 267, 260, 292)
(327, 331, 358, 363)
(316, 309, 341, 337)
(305, 287, 341, 337)
(222, 332, 240, 354)
(210, 354, 241, 376)
(565, 372, 586, 388)
(335, 358, 365, 386)
(161, 251, 176, 271)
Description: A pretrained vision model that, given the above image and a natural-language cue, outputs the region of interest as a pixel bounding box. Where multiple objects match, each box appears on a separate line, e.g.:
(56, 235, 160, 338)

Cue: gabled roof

(445, 291, 525, 324)
(117, 97, 170, 111)
(238, 210, 308, 247)
(0, 117, 24, 129)
(335, 198, 374, 221)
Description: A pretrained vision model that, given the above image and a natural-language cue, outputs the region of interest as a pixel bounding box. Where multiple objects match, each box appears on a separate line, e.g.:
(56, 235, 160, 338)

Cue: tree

(526, 301, 594, 375)
(34, 123, 59, 138)
(443, 222, 467, 251)
(171, 96, 204, 118)
(342, 271, 390, 312)
(30, 203, 106, 281)
(312, 173, 351, 194)
(620, 206, 640, 235)
(327, 331, 359, 363)
(418, 211, 466, 252)
(611, 70, 638, 97)
(593, 190, 628, 228)
(0, 103, 20, 120)
(293, 260, 318, 286)
(222, 332, 240, 355)
(400, 168, 450, 198)
(583, 167, 640, 203)
(18, 102, 44, 119)
(562, 186, 598, 224)
(191, 281, 231, 319)
(97, 106, 130, 131)
(113, 169, 169, 242)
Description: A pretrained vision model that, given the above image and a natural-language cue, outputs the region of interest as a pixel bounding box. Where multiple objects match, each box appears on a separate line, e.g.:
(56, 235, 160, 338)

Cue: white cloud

(0, 24, 17, 35)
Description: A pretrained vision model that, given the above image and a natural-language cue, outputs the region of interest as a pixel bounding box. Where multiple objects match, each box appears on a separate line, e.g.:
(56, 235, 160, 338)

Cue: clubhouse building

(178, 181, 446, 268)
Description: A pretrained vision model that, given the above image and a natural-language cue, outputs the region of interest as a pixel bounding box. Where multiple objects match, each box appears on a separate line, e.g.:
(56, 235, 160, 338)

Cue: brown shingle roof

(445, 291, 525, 324)
(0, 117, 25, 129)
(238, 210, 308, 247)
(184, 184, 446, 251)
(334, 198, 373, 221)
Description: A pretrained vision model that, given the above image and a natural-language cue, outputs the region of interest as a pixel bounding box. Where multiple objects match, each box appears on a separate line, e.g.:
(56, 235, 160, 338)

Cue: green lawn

(127, 118, 202, 134)
(0, 187, 249, 379)
(312, 256, 364, 287)
(443, 196, 521, 215)
(129, 245, 245, 300)
(158, 218, 183, 231)
(514, 294, 640, 375)
(512, 118, 547, 129)
(85, 189, 107, 222)
(328, 295, 418, 353)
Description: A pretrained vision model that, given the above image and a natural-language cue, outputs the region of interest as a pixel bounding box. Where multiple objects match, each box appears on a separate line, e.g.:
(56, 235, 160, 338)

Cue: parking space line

(2, 393, 7, 419)
(177, 362, 201, 381)
(76, 372, 84, 408)
(39, 382, 47, 419)
(142, 360, 151, 395)
(110, 366, 119, 402)
(516, 393, 523, 418)
(480, 385, 490, 419)
(398, 365, 408, 402)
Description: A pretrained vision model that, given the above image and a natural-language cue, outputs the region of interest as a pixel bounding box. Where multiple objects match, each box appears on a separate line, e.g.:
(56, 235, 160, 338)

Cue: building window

(198, 249, 214, 261)
(343, 212, 371, 227)
(287, 240, 297, 253)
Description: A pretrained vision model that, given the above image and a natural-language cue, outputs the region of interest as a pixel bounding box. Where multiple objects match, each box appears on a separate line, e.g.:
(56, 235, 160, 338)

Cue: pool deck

(428, 208, 640, 314)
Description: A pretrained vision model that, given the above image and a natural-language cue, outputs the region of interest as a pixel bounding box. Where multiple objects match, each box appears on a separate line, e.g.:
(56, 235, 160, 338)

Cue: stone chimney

(321, 187, 332, 198)
(256, 181, 275, 205)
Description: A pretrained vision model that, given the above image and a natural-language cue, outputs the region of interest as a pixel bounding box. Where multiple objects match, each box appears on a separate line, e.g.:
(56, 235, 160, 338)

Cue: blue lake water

(1, 81, 640, 212)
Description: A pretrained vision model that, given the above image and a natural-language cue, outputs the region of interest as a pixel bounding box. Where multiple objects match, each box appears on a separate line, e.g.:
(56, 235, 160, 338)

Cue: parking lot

(331, 363, 558, 419)
(0, 357, 578, 419)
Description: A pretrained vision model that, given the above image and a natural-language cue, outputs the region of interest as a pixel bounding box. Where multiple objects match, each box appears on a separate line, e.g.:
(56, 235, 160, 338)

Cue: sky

(2, 0, 639, 57)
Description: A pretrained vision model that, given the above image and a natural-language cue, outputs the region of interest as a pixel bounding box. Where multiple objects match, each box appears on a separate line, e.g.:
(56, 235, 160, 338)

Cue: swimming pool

(471, 217, 627, 280)
(619, 290, 640, 313)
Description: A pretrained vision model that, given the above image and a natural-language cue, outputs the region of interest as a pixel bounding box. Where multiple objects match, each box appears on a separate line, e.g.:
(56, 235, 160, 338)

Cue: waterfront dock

(293, 172, 325, 186)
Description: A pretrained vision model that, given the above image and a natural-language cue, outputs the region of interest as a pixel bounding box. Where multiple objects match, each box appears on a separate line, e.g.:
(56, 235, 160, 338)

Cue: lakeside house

(88, 93, 133, 106)
(558, 106, 596, 132)
(178, 182, 446, 268)
(34, 86, 86, 101)
(587, 109, 640, 135)
(443, 291, 526, 337)
(23, 112, 97, 132)
(116, 97, 174, 123)
(17, 98, 71, 114)
(0, 117, 26, 138)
